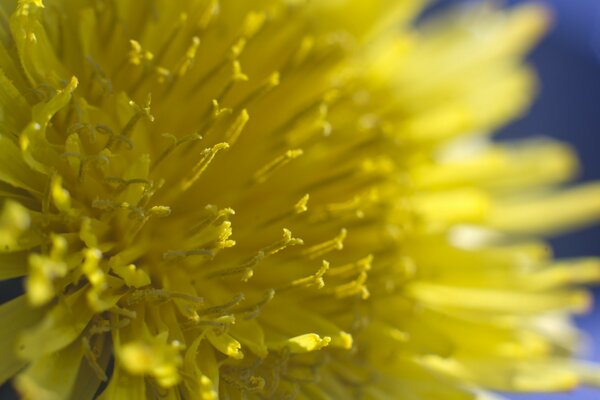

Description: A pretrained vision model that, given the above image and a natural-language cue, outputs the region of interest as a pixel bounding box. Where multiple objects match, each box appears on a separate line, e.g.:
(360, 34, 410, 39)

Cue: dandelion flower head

(0, 0, 600, 399)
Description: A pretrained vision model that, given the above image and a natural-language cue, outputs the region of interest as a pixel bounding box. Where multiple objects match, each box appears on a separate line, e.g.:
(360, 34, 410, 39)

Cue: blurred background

(502, 1, 600, 399)
(426, 0, 600, 399)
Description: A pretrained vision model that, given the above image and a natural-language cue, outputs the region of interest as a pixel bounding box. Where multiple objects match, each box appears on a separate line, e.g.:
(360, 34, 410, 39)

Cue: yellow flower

(0, 0, 599, 399)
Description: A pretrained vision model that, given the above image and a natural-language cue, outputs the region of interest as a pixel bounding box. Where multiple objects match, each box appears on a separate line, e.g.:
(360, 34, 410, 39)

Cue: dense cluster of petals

(0, 0, 599, 399)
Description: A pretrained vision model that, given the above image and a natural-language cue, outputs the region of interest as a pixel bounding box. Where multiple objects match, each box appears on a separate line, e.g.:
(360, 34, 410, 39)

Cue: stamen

(281, 260, 330, 291)
(82, 336, 108, 381)
(154, 66, 172, 85)
(126, 288, 206, 309)
(175, 36, 201, 77)
(285, 105, 331, 148)
(61, 152, 110, 182)
(208, 229, 302, 281)
(92, 198, 145, 220)
(188, 205, 235, 235)
(330, 271, 370, 300)
(89, 318, 112, 335)
(123, 288, 171, 306)
(261, 228, 304, 256)
(237, 289, 275, 320)
(261, 194, 310, 228)
(225, 109, 249, 146)
(180, 142, 229, 191)
(87, 124, 134, 151)
(50, 174, 71, 213)
(230, 38, 247, 60)
(211, 99, 233, 120)
(290, 35, 316, 69)
(162, 248, 215, 261)
(221, 373, 266, 394)
(29, 83, 58, 102)
(198, 0, 219, 30)
(312, 190, 379, 222)
(185, 315, 236, 331)
(302, 229, 347, 260)
(253, 149, 303, 184)
(212, 60, 248, 106)
(234, 71, 280, 111)
(151, 132, 203, 171)
(295, 194, 310, 214)
(105, 177, 152, 190)
(198, 293, 245, 316)
(110, 305, 137, 319)
(111, 263, 151, 289)
(153, 13, 188, 65)
(205, 251, 264, 281)
(128, 40, 154, 66)
(85, 55, 113, 95)
(327, 254, 373, 278)
(241, 11, 267, 39)
(82, 247, 104, 288)
(67, 121, 97, 143)
(189, 10, 264, 94)
(188, 39, 245, 97)
(109, 94, 154, 150)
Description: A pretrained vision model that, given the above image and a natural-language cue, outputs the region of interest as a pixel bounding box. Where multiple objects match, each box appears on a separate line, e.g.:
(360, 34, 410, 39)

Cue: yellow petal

(18, 287, 95, 359)
(488, 183, 600, 234)
(0, 295, 44, 385)
(15, 339, 85, 400)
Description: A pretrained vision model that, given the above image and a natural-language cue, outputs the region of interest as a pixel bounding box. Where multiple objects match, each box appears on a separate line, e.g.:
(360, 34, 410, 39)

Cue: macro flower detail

(0, 0, 600, 399)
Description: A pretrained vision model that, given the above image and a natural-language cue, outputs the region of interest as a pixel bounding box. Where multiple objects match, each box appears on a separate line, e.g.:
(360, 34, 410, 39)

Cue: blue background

(426, 1, 600, 399)
(502, 1, 600, 398)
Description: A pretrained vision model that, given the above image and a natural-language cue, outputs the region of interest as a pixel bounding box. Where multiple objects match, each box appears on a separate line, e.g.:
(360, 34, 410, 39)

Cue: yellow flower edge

(0, 0, 598, 399)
